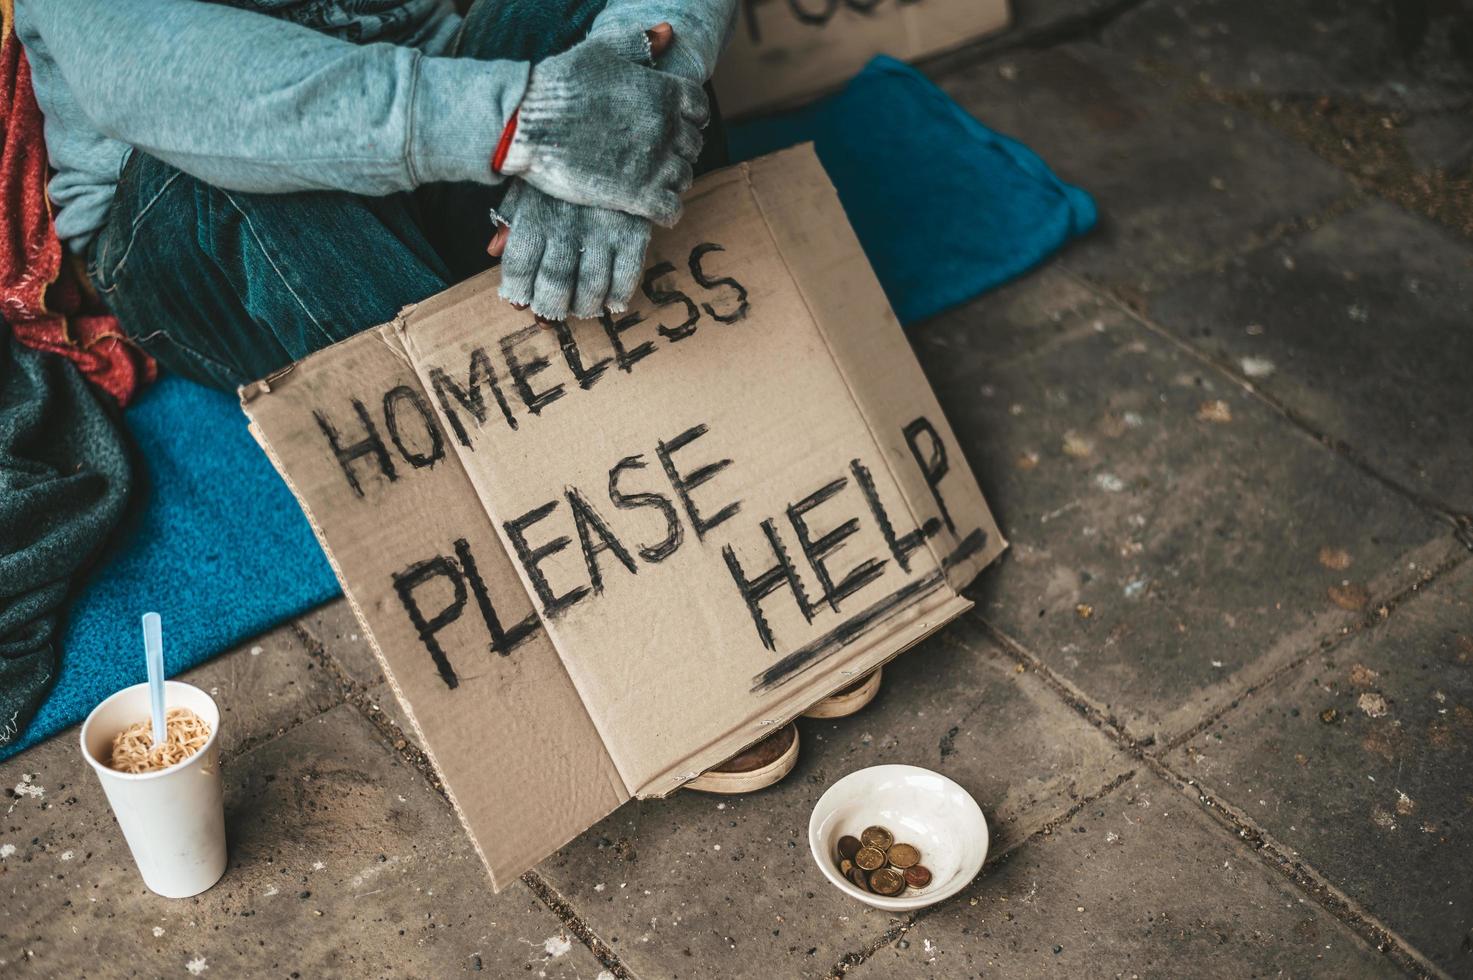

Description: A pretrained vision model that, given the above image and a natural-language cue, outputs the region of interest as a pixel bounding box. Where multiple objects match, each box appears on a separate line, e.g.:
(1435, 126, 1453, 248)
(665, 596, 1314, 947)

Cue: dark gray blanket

(0, 325, 130, 748)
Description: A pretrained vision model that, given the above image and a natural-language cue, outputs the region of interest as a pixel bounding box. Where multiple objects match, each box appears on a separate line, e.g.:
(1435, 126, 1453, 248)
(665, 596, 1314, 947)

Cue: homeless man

(14, 0, 737, 391)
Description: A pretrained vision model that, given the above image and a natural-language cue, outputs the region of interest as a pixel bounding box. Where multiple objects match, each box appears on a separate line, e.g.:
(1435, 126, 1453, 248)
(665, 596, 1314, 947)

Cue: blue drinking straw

(142, 612, 166, 746)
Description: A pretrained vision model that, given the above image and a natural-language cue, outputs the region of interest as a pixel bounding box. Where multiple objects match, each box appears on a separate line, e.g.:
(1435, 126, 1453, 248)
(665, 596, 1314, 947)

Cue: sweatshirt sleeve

(15, 0, 528, 195)
(587, 0, 738, 83)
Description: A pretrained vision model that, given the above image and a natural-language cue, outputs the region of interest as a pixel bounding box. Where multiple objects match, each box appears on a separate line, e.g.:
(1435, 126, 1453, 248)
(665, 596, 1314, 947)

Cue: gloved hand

(586, 1, 739, 85)
(497, 29, 708, 227)
(490, 22, 707, 321)
(490, 181, 651, 321)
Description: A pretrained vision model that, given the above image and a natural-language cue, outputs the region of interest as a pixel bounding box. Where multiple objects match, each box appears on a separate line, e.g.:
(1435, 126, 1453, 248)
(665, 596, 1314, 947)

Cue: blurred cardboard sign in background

(241, 145, 1004, 890)
(714, 0, 1011, 116)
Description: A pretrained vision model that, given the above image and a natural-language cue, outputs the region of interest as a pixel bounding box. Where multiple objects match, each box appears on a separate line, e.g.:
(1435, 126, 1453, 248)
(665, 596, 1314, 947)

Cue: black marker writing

(722, 519, 818, 650)
(690, 243, 750, 324)
(392, 555, 466, 689)
(642, 261, 700, 341)
(601, 308, 657, 373)
(429, 346, 518, 446)
(608, 454, 684, 562)
(550, 319, 612, 390)
(656, 423, 741, 540)
(850, 458, 938, 572)
(501, 323, 566, 416)
(503, 500, 588, 618)
(742, 0, 909, 43)
(391, 540, 542, 690)
(382, 385, 445, 469)
(315, 400, 396, 497)
(567, 486, 638, 594)
(902, 416, 955, 534)
(787, 476, 886, 612)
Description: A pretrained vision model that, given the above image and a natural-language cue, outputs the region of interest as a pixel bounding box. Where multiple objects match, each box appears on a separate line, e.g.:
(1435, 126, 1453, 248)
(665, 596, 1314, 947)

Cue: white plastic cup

(80, 681, 227, 898)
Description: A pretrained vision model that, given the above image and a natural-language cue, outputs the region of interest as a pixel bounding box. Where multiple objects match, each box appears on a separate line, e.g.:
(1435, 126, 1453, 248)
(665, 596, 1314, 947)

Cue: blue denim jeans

(87, 0, 727, 390)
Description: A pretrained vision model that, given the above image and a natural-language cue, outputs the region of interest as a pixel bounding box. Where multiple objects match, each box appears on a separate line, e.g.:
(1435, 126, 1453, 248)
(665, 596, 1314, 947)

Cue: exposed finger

(487, 224, 511, 257)
(510, 303, 555, 328)
(647, 23, 674, 59)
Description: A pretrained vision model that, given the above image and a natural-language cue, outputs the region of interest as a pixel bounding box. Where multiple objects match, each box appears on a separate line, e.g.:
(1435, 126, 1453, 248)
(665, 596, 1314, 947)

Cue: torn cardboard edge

(713, 0, 1011, 117)
(241, 144, 1004, 890)
(244, 417, 522, 890)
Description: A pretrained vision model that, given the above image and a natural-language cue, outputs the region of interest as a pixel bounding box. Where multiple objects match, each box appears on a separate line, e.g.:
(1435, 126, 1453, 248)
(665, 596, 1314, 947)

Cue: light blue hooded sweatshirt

(13, 0, 732, 252)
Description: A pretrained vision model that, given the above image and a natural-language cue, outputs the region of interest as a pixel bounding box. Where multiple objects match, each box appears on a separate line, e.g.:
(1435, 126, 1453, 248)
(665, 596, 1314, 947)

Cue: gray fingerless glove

(587, 1, 739, 83)
(499, 30, 708, 227)
(493, 182, 651, 322)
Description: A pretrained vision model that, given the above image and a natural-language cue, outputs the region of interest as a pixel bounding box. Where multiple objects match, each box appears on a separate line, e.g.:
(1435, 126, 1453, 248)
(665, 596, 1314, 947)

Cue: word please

(393, 417, 961, 689)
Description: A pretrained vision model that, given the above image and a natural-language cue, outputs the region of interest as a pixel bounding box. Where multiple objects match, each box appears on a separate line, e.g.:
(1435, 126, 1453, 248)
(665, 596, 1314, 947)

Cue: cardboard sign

(713, 0, 1011, 116)
(241, 145, 1004, 890)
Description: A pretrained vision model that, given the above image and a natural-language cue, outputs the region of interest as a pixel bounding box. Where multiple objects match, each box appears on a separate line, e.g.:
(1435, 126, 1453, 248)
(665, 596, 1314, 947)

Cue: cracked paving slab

(299, 600, 384, 689)
(531, 619, 1129, 979)
(913, 270, 1463, 745)
(175, 622, 342, 758)
(0, 704, 608, 979)
(1103, 0, 1473, 113)
(934, 40, 1354, 295)
(849, 772, 1392, 978)
(913, 269, 1116, 387)
(1167, 559, 1473, 974)
(1144, 199, 1473, 517)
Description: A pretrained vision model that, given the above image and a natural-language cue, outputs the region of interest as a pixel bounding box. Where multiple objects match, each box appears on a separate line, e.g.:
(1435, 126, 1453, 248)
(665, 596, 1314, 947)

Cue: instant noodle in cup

(80, 680, 226, 898)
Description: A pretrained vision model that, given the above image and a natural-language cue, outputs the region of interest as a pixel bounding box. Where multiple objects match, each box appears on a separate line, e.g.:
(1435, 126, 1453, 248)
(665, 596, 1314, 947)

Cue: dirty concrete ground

(5, 0, 1473, 976)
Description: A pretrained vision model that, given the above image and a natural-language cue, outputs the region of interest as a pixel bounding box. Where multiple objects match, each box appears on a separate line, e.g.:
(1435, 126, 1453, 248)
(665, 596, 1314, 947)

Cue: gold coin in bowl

(887, 842, 920, 869)
(869, 867, 905, 896)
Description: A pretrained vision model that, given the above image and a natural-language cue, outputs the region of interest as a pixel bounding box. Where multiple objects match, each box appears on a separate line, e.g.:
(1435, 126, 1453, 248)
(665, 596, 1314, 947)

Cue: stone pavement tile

(0, 705, 608, 979)
(303, 604, 454, 754)
(934, 42, 1353, 293)
(535, 620, 1131, 980)
(1399, 111, 1473, 176)
(299, 597, 383, 688)
(1166, 559, 1473, 973)
(174, 622, 342, 757)
(1144, 200, 1473, 516)
(854, 774, 1390, 979)
(364, 682, 419, 751)
(1003, 0, 1131, 39)
(1103, 0, 1473, 111)
(916, 306, 1461, 743)
(912, 268, 1119, 388)
(946, 0, 1133, 54)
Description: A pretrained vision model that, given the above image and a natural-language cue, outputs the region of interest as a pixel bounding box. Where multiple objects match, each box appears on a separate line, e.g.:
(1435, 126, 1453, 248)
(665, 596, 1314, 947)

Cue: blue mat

(0, 379, 340, 761)
(1, 55, 1092, 762)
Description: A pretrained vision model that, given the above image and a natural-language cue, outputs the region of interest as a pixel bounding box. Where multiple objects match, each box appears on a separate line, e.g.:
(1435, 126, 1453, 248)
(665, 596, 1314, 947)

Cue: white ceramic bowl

(808, 764, 988, 911)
